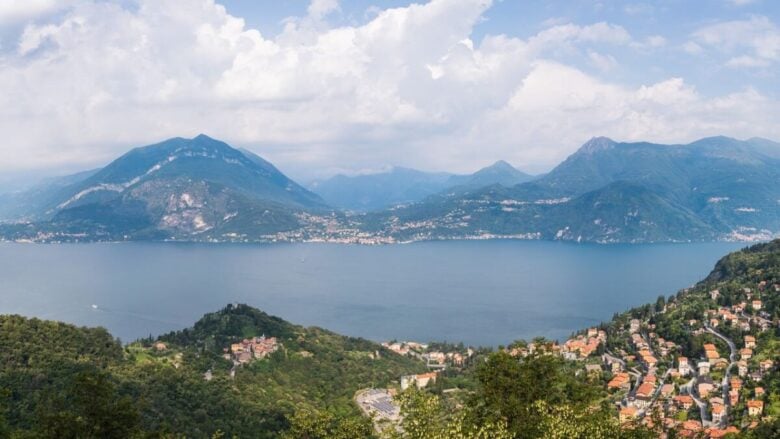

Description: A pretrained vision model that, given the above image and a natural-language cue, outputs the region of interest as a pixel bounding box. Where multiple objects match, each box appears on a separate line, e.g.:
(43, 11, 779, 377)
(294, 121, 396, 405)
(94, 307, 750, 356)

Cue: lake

(0, 240, 744, 346)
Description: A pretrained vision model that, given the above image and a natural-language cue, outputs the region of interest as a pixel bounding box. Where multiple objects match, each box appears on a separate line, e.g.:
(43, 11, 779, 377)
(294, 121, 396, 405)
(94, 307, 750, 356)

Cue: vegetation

(0, 239, 779, 437)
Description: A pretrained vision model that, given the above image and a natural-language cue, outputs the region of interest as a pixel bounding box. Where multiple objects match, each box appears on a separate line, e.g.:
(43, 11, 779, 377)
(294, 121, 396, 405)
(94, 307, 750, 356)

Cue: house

(696, 377, 715, 398)
(620, 406, 638, 423)
(635, 382, 656, 408)
(681, 420, 702, 433)
(698, 381, 714, 399)
(759, 359, 773, 373)
(630, 319, 641, 333)
(755, 387, 765, 398)
(706, 349, 720, 364)
(673, 395, 694, 410)
(678, 356, 691, 376)
(730, 377, 743, 392)
(751, 300, 762, 311)
(710, 289, 720, 300)
(607, 372, 631, 390)
(711, 404, 725, 424)
(729, 389, 739, 406)
(747, 400, 764, 417)
(739, 348, 753, 361)
(698, 361, 711, 375)
(744, 335, 756, 349)
(401, 372, 438, 390)
(153, 342, 167, 351)
(661, 383, 674, 398)
(708, 427, 740, 438)
(737, 360, 748, 377)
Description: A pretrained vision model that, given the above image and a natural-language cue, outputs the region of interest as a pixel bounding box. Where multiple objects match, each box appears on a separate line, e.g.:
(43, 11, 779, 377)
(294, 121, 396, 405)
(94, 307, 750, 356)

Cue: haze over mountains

(0, 135, 778, 244)
(309, 160, 534, 211)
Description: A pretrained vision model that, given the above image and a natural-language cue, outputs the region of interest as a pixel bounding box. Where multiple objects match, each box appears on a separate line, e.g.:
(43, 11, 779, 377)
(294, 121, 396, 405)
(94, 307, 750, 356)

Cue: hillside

(0, 135, 341, 242)
(360, 136, 780, 243)
(0, 304, 423, 438)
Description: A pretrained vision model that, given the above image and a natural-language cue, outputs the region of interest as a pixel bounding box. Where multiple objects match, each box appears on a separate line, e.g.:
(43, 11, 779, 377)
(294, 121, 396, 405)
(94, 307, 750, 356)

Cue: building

(678, 356, 691, 376)
(712, 404, 725, 424)
(401, 372, 437, 390)
(673, 395, 694, 410)
(739, 348, 753, 360)
(698, 361, 711, 375)
(608, 372, 631, 391)
(620, 406, 638, 423)
(747, 400, 764, 417)
(737, 360, 748, 378)
(744, 335, 756, 349)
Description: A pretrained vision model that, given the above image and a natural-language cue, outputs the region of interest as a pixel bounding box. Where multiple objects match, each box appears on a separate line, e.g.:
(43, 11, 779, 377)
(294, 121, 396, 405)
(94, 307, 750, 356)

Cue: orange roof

(682, 420, 702, 431)
(703, 343, 717, 351)
(674, 395, 694, 404)
(712, 405, 724, 414)
(747, 400, 763, 409)
(706, 350, 720, 359)
(636, 382, 655, 398)
(620, 406, 638, 417)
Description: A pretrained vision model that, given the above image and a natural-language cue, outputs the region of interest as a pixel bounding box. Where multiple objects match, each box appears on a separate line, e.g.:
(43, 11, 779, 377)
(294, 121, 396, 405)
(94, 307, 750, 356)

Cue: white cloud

(588, 50, 618, 71)
(693, 15, 780, 68)
(0, 0, 75, 24)
(0, 0, 778, 178)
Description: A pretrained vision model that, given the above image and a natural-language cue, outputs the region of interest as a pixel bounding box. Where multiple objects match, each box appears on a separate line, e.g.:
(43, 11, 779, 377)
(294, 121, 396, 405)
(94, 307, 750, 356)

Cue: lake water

(0, 240, 744, 346)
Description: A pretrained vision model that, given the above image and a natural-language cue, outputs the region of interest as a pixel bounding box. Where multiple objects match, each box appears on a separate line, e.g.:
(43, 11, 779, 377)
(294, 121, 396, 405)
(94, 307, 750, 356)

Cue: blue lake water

(0, 240, 744, 346)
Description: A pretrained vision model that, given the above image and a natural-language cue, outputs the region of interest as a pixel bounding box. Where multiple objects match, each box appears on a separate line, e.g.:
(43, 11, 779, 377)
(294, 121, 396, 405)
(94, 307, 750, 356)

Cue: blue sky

(0, 0, 778, 183)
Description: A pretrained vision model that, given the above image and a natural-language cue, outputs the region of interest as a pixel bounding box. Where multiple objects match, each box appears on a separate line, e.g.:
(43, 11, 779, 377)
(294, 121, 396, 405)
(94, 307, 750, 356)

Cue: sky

(0, 0, 779, 185)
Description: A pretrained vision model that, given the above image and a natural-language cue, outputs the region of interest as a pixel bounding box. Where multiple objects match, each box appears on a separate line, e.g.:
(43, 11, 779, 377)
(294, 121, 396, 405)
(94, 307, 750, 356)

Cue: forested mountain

(1, 135, 778, 244)
(361, 136, 780, 243)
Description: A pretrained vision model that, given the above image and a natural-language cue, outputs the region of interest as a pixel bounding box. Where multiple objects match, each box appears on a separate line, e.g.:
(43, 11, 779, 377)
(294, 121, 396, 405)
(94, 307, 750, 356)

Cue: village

(224, 335, 279, 364)
(586, 281, 778, 437)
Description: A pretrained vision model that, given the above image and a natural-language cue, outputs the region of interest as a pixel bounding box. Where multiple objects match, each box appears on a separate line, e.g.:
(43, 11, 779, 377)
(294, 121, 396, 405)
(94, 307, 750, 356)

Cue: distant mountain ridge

(1, 134, 778, 244)
(310, 160, 534, 211)
(359, 136, 780, 243)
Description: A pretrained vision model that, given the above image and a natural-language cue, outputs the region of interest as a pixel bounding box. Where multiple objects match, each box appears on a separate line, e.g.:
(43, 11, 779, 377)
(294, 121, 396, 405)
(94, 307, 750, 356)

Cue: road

(705, 325, 737, 428)
(681, 377, 710, 426)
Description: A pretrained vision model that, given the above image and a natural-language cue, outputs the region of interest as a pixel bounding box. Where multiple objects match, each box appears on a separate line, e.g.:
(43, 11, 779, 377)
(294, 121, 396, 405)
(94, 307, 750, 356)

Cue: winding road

(705, 325, 738, 428)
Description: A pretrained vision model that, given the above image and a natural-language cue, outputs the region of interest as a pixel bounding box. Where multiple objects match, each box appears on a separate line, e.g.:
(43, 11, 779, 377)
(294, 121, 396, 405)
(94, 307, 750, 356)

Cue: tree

(282, 409, 374, 439)
(37, 371, 141, 439)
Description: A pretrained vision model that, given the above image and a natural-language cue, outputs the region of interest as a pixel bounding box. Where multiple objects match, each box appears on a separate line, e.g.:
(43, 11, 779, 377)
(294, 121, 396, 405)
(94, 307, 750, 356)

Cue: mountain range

(0, 134, 778, 244)
(309, 160, 534, 211)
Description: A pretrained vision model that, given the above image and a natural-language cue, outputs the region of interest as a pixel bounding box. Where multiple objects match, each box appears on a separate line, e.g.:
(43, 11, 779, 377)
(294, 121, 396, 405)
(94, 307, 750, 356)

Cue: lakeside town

(349, 278, 780, 437)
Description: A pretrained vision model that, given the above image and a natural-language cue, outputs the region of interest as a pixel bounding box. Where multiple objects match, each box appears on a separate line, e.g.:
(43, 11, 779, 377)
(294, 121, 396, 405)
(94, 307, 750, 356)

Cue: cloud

(0, 0, 778, 178)
(692, 15, 780, 68)
(0, 0, 75, 25)
(588, 50, 618, 71)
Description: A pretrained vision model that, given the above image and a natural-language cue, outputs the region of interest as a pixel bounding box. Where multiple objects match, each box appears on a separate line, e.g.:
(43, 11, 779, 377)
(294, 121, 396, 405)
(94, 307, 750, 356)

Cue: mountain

(309, 167, 454, 211)
(0, 304, 423, 437)
(0, 135, 334, 241)
(443, 160, 534, 193)
(0, 168, 99, 221)
(310, 161, 533, 211)
(360, 136, 780, 243)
